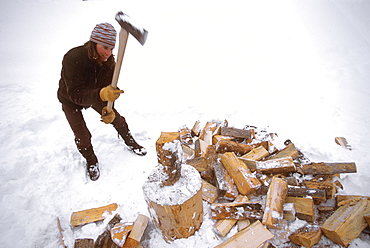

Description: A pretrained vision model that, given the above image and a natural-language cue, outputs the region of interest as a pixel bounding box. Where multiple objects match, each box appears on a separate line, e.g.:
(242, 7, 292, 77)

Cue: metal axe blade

(115, 11, 148, 45)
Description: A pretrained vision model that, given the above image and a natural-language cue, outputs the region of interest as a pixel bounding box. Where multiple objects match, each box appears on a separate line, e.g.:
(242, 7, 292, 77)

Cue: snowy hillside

(0, 0, 370, 247)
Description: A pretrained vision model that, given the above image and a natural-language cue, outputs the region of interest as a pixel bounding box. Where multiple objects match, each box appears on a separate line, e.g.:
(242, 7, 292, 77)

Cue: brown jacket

(58, 45, 114, 108)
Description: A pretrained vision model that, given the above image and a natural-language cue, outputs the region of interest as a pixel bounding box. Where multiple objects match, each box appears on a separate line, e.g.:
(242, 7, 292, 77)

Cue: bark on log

(202, 179, 218, 204)
(216, 139, 253, 156)
(220, 152, 261, 196)
(285, 197, 315, 223)
(213, 161, 238, 200)
(214, 220, 273, 248)
(213, 195, 249, 237)
(287, 185, 326, 202)
(301, 162, 356, 175)
(257, 157, 296, 174)
(289, 226, 322, 248)
(210, 201, 263, 220)
(262, 177, 288, 229)
(268, 143, 299, 160)
(155, 132, 182, 186)
(74, 239, 94, 248)
(221, 127, 255, 141)
(179, 126, 193, 146)
(303, 181, 337, 200)
(241, 146, 269, 161)
(321, 199, 369, 247)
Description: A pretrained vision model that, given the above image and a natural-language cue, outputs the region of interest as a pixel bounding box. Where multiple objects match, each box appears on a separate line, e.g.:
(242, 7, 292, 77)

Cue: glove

(100, 85, 124, 102)
(101, 106, 116, 124)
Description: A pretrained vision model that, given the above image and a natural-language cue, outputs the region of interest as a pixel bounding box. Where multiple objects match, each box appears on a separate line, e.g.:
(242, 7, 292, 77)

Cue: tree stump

(142, 133, 203, 242)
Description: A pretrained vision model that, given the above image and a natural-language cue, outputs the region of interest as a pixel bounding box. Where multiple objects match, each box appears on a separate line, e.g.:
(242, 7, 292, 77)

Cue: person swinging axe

(57, 21, 147, 181)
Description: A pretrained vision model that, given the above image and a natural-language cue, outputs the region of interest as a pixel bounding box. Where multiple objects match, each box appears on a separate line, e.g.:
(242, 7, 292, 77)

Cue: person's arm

(61, 51, 101, 105)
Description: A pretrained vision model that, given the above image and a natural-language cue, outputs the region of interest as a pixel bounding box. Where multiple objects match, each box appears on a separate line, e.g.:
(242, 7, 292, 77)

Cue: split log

(182, 144, 194, 160)
(70, 203, 118, 227)
(74, 239, 94, 248)
(220, 152, 261, 196)
(213, 195, 249, 237)
(191, 120, 201, 137)
(238, 157, 257, 172)
(214, 220, 273, 248)
(213, 119, 229, 136)
(122, 214, 149, 248)
(213, 161, 238, 200)
(202, 179, 218, 204)
(303, 181, 336, 200)
(287, 185, 326, 202)
(241, 146, 269, 161)
(110, 223, 133, 247)
(199, 121, 218, 141)
(155, 132, 182, 186)
(142, 164, 203, 242)
(216, 139, 252, 156)
(186, 157, 208, 172)
(221, 127, 255, 141)
(289, 226, 322, 248)
(285, 197, 315, 223)
(365, 214, 370, 227)
(57, 217, 67, 248)
(200, 145, 217, 182)
(335, 137, 351, 150)
(212, 135, 232, 146)
(336, 195, 370, 206)
(210, 201, 263, 220)
(268, 143, 299, 160)
(94, 214, 122, 248)
(321, 199, 369, 247)
(257, 157, 296, 174)
(237, 219, 250, 231)
(179, 126, 193, 146)
(301, 162, 356, 175)
(283, 203, 296, 221)
(262, 177, 288, 229)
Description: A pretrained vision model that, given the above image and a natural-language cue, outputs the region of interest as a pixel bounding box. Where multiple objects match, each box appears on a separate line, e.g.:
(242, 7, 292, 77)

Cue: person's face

(96, 43, 113, 62)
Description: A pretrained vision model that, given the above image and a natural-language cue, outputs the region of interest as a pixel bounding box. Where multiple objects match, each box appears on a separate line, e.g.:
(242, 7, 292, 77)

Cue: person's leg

(62, 104, 100, 180)
(92, 103, 147, 156)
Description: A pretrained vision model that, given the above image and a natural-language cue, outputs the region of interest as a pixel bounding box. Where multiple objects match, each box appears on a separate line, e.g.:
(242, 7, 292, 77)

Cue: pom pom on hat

(90, 23, 117, 48)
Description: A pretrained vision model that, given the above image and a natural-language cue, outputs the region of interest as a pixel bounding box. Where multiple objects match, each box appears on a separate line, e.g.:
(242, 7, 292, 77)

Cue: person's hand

(100, 85, 124, 102)
(101, 106, 116, 124)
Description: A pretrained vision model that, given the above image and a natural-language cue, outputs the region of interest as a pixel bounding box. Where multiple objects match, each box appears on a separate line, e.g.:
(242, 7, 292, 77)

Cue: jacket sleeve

(61, 50, 102, 105)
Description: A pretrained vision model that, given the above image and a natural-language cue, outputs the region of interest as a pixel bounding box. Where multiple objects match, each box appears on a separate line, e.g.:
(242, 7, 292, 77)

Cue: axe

(105, 11, 148, 113)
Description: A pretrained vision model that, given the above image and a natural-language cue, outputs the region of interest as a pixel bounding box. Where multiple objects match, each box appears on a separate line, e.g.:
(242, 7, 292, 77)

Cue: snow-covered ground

(0, 0, 370, 247)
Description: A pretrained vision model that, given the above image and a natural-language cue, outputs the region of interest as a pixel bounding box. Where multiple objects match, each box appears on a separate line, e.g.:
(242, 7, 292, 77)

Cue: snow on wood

(289, 226, 322, 248)
(122, 214, 149, 248)
(214, 220, 273, 248)
(213, 195, 249, 237)
(262, 176, 288, 229)
(220, 152, 261, 195)
(70, 203, 118, 227)
(301, 162, 357, 175)
(321, 199, 369, 247)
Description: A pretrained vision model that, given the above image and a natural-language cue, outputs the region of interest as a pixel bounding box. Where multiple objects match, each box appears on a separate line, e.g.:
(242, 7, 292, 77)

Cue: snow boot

(79, 146, 100, 181)
(116, 127, 147, 156)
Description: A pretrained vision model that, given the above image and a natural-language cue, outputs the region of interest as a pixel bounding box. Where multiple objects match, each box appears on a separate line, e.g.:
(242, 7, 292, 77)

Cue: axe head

(115, 11, 148, 45)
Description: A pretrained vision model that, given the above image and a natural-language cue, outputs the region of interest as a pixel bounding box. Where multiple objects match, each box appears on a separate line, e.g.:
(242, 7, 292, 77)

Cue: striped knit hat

(90, 23, 117, 48)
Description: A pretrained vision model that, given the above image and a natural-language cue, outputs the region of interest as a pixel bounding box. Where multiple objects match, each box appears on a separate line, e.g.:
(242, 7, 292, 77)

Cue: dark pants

(62, 102, 129, 151)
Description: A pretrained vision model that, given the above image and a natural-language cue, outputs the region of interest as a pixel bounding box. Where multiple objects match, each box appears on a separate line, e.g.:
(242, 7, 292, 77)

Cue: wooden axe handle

(106, 28, 129, 112)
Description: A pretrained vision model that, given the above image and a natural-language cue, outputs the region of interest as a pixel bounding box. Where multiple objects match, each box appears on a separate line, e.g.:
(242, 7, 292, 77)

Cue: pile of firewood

(63, 119, 370, 248)
(181, 119, 370, 247)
